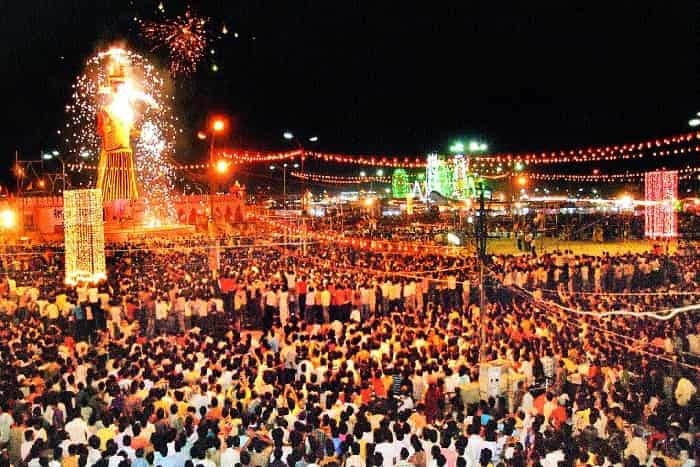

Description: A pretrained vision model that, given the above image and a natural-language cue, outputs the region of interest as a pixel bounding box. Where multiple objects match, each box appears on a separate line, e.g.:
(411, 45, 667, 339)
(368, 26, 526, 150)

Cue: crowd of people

(0, 233, 699, 467)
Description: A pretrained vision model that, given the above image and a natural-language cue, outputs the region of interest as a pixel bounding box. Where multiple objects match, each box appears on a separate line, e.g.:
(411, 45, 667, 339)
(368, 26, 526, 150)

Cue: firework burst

(136, 121, 177, 221)
(138, 8, 210, 77)
(62, 47, 181, 221)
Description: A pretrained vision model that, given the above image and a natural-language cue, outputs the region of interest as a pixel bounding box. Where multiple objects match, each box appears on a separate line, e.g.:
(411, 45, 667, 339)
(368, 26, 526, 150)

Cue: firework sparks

(63, 46, 180, 221)
(136, 121, 177, 221)
(138, 8, 210, 77)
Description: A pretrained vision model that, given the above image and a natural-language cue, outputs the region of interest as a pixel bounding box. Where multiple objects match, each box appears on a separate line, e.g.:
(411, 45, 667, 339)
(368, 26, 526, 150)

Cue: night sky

(0, 0, 697, 186)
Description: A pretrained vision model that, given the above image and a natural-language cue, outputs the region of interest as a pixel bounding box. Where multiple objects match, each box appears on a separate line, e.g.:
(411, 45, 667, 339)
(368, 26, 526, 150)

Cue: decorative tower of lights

(644, 170, 678, 239)
(64, 189, 106, 285)
(426, 153, 441, 195)
(452, 154, 469, 200)
(391, 169, 411, 198)
(95, 50, 140, 201)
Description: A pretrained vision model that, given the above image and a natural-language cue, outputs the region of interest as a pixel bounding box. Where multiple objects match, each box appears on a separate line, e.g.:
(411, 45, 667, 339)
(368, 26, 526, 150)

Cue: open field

(487, 237, 668, 256)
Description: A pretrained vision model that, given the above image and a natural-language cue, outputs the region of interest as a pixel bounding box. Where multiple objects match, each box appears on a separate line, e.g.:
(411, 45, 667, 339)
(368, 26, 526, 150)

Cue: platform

(103, 221, 196, 242)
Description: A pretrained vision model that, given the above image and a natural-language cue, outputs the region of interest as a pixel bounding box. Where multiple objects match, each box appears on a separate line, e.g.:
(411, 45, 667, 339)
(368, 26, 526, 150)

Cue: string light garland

(526, 166, 700, 183)
(216, 132, 700, 171)
(220, 149, 303, 163)
(65, 139, 700, 181)
(64, 189, 106, 285)
(68, 160, 245, 172)
(468, 133, 699, 165)
(289, 171, 390, 184)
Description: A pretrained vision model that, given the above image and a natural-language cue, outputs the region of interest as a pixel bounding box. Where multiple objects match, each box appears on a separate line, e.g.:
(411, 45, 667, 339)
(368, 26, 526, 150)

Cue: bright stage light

(215, 159, 230, 174)
(447, 232, 461, 245)
(450, 141, 464, 153)
(212, 119, 225, 133)
(0, 209, 16, 229)
(617, 194, 634, 210)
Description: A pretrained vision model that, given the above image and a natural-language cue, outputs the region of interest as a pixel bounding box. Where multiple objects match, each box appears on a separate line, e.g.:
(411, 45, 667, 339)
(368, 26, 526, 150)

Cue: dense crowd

(0, 236, 699, 467)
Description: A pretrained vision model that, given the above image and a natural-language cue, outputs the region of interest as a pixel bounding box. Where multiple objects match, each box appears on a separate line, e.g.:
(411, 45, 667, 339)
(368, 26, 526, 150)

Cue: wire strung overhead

(289, 171, 390, 185)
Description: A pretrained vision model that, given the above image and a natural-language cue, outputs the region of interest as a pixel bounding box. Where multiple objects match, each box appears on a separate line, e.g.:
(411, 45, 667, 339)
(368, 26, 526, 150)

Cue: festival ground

(488, 237, 670, 256)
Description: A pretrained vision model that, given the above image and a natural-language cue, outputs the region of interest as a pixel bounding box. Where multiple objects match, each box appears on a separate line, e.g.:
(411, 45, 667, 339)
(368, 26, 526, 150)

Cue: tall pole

(478, 180, 487, 363)
(209, 133, 216, 236)
(300, 148, 307, 256)
(15, 150, 19, 196)
(15, 150, 23, 233)
(283, 164, 287, 209)
(59, 156, 67, 193)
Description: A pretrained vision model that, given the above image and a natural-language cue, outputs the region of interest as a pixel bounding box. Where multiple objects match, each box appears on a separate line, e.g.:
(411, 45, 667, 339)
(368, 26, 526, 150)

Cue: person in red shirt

(296, 276, 307, 318)
(341, 284, 353, 321)
(550, 403, 568, 429)
(372, 370, 388, 399)
(330, 284, 342, 322)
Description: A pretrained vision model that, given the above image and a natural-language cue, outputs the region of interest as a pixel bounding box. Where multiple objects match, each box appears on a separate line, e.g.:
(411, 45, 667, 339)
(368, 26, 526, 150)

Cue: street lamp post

(270, 162, 300, 210)
(283, 163, 288, 208)
(283, 131, 318, 255)
(201, 117, 227, 237)
(476, 178, 488, 363)
(42, 150, 69, 193)
(451, 139, 490, 363)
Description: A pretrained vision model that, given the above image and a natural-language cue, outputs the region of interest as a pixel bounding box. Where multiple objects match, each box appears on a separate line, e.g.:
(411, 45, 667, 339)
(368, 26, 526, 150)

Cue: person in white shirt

(155, 297, 169, 334)
(279, 286, 290, 326)
(305, 287, 316, 323)
(360, 284, 371, 319)
(220, 436, 241, 467)
(0, 403, 14, 447)
(465, 427, 484, 467)
(109, 302, 122, 337)
(65, 415, 89, 444)
(380, 280, 391, 315)
(375, 432, 400, 467)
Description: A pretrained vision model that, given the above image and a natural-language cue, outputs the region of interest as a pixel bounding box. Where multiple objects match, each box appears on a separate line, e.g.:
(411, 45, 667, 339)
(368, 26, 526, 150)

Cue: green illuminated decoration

(437, 162, 454, 198)
(425, 154, 488, 200)
(392, 169, 411, 198)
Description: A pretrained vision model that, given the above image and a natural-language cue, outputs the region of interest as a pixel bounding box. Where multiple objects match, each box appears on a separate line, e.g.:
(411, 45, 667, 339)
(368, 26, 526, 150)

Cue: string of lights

(220, 149, 303, 162)
(289, 171, 391, 184)
(526, 165, 700, 183)
(470, 133, 700, 165)
(65, 134, 700, 180)
(217, 132, 700, 169)
(68, 160, 246, 172)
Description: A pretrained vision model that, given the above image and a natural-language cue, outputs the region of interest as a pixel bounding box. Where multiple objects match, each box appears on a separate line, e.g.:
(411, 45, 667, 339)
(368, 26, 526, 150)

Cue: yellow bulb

(0, 209, 16, 229)
(216, 159, 229, 174)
